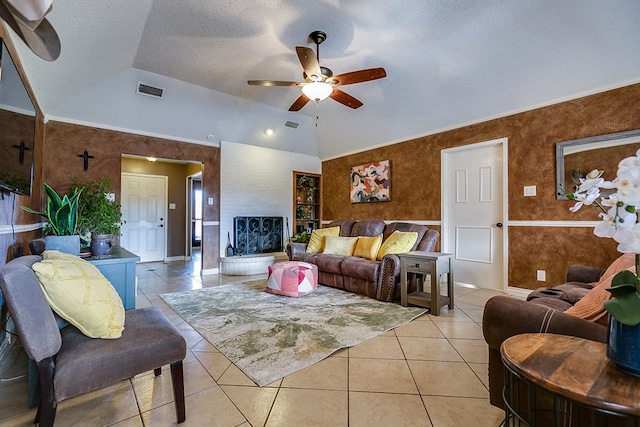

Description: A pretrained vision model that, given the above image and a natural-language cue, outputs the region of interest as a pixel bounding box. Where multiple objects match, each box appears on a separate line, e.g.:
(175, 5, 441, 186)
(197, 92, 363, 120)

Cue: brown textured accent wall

(323, 84, 640, 290)
(38, 121, 220, 269)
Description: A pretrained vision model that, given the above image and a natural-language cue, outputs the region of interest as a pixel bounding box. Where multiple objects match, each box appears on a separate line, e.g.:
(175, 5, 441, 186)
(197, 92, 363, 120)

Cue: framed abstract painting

(350, 160, 390, 203)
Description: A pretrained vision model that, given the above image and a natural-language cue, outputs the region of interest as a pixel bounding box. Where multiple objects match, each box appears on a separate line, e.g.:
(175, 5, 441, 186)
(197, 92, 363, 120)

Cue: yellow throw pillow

(353, 234, 383, 261)
(32, 250, 125, 339)
(376, 230, 419, 260)
(306, 226, 340, 253)
(323, 236, 359, 256)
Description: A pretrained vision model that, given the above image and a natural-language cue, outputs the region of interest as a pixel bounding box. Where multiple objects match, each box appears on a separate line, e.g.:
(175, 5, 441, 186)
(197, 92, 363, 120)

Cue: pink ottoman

(266, 261, 318, 297)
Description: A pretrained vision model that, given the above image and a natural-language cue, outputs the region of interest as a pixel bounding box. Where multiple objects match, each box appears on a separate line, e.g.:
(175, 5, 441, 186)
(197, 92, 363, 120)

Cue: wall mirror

(556, 129, 640, 200)
(0, 37, 36, 195)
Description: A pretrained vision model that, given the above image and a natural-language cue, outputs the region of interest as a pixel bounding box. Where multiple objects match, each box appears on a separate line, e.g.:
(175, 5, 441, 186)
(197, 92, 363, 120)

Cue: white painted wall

(220, 141, 321, 255)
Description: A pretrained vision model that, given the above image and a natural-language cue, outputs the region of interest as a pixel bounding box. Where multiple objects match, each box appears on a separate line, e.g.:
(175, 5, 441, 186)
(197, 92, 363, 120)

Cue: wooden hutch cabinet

(293, 171, 322, 235)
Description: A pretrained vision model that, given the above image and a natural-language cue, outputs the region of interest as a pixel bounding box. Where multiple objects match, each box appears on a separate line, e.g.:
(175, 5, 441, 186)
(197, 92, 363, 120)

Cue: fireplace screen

(234, 216, 283, 255)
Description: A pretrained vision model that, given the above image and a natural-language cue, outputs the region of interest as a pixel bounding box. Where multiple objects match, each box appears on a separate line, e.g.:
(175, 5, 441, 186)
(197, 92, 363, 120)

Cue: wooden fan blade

(247, 80, 301, 86)
(329, 88, 363, 109)
(289, 94, 311, 111)
(332, 68, 387, 86)
(296, 46, 322, 80)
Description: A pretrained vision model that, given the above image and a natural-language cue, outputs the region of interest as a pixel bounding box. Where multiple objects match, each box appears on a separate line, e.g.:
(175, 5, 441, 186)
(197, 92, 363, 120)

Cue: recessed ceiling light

(264, 128, 274, 136)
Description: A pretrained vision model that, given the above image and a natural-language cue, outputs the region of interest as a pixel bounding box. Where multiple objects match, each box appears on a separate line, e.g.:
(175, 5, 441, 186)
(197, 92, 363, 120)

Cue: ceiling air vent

(136, 82, 164, 99)
(284, 120, 299, 129)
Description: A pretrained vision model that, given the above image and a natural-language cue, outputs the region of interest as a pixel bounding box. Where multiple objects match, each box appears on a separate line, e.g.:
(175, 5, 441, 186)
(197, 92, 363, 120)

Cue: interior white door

(120, 173, 167, 262)
(443, 141, 505, 290)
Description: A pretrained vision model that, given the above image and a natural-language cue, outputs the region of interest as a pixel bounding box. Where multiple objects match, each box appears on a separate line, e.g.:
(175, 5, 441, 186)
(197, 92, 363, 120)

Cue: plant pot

(607, 316, 640, 377)
(90, 234, 113, 258)
(45, 235, 81, 256)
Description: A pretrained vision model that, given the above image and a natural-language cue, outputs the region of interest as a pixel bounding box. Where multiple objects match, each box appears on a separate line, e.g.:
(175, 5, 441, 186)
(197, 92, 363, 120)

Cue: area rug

(160, 279, 426, 386)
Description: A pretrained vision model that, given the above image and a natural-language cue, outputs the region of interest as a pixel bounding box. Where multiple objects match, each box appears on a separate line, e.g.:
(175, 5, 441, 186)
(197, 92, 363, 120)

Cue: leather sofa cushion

(327, 220, 357, 237)
(341, 257, 380, 282)
(292, 252, 320, 264)
(314, 254, 346, 275)
(561, 287, 591, 305)
(350, 220, 386, 237)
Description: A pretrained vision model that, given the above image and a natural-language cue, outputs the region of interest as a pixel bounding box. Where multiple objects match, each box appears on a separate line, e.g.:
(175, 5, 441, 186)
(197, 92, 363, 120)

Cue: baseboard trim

(202, 267, 219, 275)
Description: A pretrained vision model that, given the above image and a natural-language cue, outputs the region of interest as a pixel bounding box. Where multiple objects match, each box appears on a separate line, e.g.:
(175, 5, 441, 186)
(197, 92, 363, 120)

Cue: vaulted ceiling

(5, 0, 640, 160)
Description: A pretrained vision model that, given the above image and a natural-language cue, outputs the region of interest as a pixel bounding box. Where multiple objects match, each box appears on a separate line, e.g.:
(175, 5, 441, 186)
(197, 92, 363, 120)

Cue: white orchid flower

(594, 212, 617, 238)
(614, 223, 640, 253)
(569, 185, 601, 212)
(614, 165, 640, 206)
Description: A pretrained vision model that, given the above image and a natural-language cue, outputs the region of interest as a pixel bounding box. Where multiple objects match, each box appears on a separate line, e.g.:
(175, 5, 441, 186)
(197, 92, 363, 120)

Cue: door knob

(496, 222, 503, 228)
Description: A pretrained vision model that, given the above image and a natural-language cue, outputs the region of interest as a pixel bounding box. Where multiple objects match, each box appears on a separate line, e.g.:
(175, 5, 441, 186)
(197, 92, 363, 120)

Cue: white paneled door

(120, 173, 167, 262)
(443, 139, 506, 290)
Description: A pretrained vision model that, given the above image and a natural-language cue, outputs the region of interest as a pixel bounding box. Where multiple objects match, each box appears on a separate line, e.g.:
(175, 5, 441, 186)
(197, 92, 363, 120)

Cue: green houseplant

(21, 183, 83, 255)
(69, 177, 124, 257)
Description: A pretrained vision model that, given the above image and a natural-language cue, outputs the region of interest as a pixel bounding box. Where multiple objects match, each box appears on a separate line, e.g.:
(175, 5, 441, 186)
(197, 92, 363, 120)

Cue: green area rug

(160, 279, 426, 386)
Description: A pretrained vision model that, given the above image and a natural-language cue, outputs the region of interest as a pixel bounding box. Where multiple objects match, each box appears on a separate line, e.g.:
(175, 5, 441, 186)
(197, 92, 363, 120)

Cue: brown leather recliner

(286, 219, 439, 302)
(482, 264, 608, 410)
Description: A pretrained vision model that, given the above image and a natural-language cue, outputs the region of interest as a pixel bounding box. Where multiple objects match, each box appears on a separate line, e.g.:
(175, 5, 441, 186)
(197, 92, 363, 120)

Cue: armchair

(0, 255, 187, 426)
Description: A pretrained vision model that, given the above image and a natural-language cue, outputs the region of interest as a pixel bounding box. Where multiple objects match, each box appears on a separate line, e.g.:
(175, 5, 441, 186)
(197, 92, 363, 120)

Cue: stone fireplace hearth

(220, 216, 286, 275)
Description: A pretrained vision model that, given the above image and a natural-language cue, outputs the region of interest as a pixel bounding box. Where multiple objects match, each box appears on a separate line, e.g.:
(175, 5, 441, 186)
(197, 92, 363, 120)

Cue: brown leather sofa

(482, 264, 608, 410)
(286, 219, 439, 302)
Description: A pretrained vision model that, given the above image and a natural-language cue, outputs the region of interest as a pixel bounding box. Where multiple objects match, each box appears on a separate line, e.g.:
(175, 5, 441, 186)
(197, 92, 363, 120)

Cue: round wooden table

(500, 333, 640, 426)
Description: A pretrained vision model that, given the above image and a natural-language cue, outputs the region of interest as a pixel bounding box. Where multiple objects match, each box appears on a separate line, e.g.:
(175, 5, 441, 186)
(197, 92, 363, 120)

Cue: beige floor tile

(349, 391, 432, 427)
(191, 337, 218, 352)
(266, 388, 348, 427)
(192, 350, 232, 381)
(53, 381, 140, 426)
(409, 360, 488, 398)
(142, 386, 247, 426)
(398, 336, 463, 362)
(220, 385, 278, 426)
(429, 307, 474, 322)
(349, 335, 405, 359)
(110, 415, 144, 426)
(463, 307, 485, 323)
(468, 362, 490, 388)
(217, 364, 260, 387)
(281, 356, 348, 390)
(449, 338, 489, 363)
(422, 395, 504, 427)
(394, 318, 444, 338)
(433, 320, 485, 340)
(349, 358, 418, 394)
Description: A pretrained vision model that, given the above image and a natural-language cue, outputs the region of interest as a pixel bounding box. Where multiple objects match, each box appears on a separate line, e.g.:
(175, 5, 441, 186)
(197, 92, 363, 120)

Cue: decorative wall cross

(78, 150, 94, 170)
(12, 140, 30, 164)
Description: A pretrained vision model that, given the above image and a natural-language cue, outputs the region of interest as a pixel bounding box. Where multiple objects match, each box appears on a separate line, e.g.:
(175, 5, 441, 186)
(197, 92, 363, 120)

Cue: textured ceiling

(5, 0, 640, 159)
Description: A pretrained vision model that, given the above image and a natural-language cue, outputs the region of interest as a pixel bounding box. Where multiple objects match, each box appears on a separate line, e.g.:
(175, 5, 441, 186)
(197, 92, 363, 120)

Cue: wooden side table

(398, 251, 454, 316)
(501, 333, 640, 426)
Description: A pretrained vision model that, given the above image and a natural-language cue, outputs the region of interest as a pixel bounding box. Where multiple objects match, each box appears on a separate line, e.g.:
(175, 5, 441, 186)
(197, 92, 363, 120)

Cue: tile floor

(0, 252, 507, 426)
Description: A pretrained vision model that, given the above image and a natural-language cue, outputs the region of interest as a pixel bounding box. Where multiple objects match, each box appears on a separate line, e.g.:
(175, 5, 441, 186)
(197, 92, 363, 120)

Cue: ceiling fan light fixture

(302, 82, 332, 101)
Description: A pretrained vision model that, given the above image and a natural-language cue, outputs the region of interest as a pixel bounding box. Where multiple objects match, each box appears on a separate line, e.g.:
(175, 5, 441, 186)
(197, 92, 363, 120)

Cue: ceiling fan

(248, 31, 386, 111)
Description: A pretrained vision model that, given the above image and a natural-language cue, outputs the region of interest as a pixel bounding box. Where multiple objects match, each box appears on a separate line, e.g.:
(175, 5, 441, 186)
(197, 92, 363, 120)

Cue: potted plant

(21, 183, 82, 255)
(565, 152, 640, 376)
(69, 177, 124, 257)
